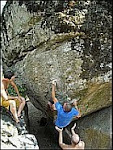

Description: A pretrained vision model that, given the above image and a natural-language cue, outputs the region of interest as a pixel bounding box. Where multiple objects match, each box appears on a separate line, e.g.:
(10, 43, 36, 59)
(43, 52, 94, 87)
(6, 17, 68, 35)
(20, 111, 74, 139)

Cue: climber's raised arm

(51, 80, 58, 104)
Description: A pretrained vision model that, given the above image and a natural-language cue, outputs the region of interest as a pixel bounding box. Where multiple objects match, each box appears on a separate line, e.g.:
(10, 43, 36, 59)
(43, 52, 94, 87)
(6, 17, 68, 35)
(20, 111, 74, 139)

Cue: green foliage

(8, 84, 27, 98)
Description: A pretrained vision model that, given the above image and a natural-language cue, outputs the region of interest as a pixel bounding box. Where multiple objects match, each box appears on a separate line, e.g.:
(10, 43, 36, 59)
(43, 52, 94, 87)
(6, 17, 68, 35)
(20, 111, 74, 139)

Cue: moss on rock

(84, 128, 111, 149)
(75, 81, 112, 116)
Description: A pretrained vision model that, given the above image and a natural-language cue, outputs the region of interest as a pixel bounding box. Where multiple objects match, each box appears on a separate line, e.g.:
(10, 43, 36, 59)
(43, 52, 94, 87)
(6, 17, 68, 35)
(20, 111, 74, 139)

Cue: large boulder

(1, 1, 112, 149)
(1, 0, 112, 113)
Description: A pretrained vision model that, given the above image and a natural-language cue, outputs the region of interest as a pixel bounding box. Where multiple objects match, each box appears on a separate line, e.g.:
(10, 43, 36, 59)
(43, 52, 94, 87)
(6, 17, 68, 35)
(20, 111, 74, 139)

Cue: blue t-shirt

(55, 102, 79, 128)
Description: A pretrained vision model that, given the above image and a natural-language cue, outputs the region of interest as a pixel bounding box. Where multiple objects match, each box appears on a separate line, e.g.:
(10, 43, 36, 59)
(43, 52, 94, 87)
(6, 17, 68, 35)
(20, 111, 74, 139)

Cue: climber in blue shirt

(51, 80, 81, 128)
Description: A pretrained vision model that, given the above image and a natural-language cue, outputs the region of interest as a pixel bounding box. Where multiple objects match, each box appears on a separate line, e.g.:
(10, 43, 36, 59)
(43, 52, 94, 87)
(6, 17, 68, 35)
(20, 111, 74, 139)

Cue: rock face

(67, 105, 112, 149)
(1, 106, 39, 149)
(1, 0, 112, 149)
(1, 0, 112, 112)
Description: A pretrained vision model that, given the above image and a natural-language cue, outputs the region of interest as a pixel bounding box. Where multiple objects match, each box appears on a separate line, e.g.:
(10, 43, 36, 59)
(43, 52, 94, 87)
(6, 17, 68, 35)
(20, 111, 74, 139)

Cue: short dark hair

(4, 70, 15, 79)
(64, 103, 72, 112)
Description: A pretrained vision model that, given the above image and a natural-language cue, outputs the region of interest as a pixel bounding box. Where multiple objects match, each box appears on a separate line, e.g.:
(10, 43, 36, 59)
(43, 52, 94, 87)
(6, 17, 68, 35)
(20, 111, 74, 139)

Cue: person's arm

(10, 81, 22, 102)
(1, 91, 19, 101)
(73, 100, 81, 118)
(71, 123, 76, 135)
(52, 80, 58, 104)
(55, 126, 63, 145)
(55, 126, 69, 149)
(10, 81, 20, 97)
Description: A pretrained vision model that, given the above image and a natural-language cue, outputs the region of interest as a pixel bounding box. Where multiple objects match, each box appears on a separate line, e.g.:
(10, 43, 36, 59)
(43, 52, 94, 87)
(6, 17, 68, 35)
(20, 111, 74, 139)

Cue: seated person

(1, 81, 20, 123)
(1, 70, 25, 122)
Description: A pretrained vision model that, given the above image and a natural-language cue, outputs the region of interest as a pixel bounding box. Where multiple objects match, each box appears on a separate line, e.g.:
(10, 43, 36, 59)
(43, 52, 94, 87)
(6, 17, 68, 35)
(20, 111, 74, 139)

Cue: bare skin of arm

(55, 126, 69, 149)
(56, 124, 85, 149)
(51, 80, 58, 104)
(10, 80, 22, 102)
(71, 123, 76, 135)
(55, 127, 63, 145)
(10, 81, 20, 96)
(73, 100, 81, 118)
